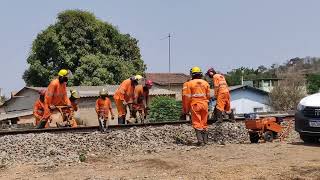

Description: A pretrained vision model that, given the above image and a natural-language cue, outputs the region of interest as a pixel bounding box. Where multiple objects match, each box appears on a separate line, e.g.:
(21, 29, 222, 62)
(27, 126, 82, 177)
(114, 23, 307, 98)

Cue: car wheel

(249, 132, 259, 143)
(263, 131, 274, 142)
(300, 134, 317, 143)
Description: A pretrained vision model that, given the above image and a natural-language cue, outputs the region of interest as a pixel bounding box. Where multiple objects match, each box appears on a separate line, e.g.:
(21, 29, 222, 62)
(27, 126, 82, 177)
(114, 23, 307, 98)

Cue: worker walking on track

(67, 89, 80, 128)
(206, 68, 235, 123)
(132, 79, 153, 121)
(185, 67, 211, 146)
(33, 89, 46, 126)
(37, 69, 71, 129)
(113, 75, 143, 124)
(96, 88, 114, 132)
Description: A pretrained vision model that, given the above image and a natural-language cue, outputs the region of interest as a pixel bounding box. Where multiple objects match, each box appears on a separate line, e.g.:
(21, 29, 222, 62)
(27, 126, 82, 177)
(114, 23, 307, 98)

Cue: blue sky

(1, 0, 320, 95)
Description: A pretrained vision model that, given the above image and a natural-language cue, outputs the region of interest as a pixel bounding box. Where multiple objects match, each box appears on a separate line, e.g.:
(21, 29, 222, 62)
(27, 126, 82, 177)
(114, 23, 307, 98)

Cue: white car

(295, 93, 320, 143)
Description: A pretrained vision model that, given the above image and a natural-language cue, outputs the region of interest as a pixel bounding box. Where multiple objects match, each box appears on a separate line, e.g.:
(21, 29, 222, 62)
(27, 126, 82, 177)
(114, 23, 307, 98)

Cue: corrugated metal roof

(210, 85, 269, 97)
(0, 111, 33, 121)
(27, 85, 176, 97)
(146, 73, 190, 85)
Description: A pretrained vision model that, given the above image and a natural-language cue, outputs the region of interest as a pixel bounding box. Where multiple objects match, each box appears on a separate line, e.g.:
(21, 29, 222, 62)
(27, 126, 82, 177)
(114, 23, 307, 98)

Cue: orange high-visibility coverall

(133, 85, 149, 109)
(33, 99, 45, 126)
(186, 79, 210, 130)
(182, 81, 190, 114)
(113, 79, 135, 117)
(95, 97, 113, 119)
(43, 79, 70, 120)
(213, 74, 230, 112)
(66, 99, 78, 128)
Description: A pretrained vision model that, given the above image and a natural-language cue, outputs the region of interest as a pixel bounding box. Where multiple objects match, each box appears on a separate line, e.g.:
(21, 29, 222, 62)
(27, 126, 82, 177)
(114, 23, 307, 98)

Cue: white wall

(231, 98, 271, 114)
(211, 88, 272, 114)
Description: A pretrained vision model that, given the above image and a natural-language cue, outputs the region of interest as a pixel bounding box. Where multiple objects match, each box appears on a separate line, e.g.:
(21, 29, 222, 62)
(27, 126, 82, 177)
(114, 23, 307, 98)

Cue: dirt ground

(1, 139, 320, 180)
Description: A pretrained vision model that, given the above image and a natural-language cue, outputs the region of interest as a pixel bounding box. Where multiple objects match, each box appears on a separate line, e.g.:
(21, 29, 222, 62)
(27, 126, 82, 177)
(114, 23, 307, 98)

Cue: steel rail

(0, 113, 294, 136)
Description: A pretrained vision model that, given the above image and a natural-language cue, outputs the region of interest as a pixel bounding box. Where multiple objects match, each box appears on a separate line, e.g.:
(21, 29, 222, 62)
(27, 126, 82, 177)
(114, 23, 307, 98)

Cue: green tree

(23, 10, 145, 86)
(306, 74, 320, 94)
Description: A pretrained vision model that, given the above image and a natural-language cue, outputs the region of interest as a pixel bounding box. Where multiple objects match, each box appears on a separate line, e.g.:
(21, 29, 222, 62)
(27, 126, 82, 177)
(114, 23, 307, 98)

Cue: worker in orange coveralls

(181, 76, 191, 120)
(37, 69, 71, 129)
(113, 75, 143, 125)
(206, 67, 235, 123)
(33, 89, 46, 126)
(185, 66, 210, 146)
(96, 88, 114, 132)
(66, 89, 80, 128)
(132, 79, 153, 121)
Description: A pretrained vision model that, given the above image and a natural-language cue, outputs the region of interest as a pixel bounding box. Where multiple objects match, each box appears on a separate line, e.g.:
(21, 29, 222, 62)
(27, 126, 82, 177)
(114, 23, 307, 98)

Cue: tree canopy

(23, 10, 145, 86)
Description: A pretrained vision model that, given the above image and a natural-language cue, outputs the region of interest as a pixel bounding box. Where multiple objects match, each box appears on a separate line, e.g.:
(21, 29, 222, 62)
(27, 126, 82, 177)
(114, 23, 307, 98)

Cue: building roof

(209, 85, 269, 97)
(229, 85, 269, 95)
(146, 73, 190, 86)
(0, 110, 33, 121)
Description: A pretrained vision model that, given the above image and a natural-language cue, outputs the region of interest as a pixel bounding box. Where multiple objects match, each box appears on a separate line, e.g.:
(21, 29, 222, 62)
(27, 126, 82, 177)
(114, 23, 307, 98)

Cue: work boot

(195, 129, 204, 146)
(98, 117, 104, 132)
(118, 117, 124, 125)
(202, 130, 209, 144)
(215, 109, 224, 124)
(103, 120, 108, 131)
(36, 119, 47, 129)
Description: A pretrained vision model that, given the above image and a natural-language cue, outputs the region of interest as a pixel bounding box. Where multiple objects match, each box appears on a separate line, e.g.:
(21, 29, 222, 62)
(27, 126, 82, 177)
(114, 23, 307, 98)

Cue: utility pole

(161, 33, 172, 73)
(161, 33, 172, 89)
(168, 33, 171, 73)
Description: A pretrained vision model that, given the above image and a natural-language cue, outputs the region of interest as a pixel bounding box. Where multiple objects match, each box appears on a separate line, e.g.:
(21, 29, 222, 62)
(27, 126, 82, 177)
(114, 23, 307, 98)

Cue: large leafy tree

(23, 10, 145, 86)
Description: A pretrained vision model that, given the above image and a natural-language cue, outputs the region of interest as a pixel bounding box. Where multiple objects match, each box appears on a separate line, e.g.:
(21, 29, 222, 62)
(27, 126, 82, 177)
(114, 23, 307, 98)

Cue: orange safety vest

(113, 79, 135, 102)
(213, 74, 229, 97)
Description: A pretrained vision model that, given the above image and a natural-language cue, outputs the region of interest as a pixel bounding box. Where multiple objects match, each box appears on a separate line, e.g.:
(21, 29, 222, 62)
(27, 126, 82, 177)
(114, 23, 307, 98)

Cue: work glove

(111, 116, 115, 120)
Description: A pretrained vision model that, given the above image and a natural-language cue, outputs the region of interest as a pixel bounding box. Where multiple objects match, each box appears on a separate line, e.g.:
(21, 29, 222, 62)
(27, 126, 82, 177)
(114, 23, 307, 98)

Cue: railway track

(0, 113, 294, 136)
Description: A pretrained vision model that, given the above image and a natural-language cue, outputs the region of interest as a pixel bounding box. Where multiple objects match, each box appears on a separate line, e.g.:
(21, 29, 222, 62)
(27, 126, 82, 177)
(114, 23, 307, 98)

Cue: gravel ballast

(0, 122, 250, 166)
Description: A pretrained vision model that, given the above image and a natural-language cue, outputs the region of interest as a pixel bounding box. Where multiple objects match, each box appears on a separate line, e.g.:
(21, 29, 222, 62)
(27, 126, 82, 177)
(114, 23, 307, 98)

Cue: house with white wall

(211, 85, 271, 114)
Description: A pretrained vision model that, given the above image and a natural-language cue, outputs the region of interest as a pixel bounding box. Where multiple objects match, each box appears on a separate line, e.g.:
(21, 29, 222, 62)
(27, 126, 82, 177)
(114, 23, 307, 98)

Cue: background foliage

(23, 9, 145, 86)
(149, 96, 182, 122)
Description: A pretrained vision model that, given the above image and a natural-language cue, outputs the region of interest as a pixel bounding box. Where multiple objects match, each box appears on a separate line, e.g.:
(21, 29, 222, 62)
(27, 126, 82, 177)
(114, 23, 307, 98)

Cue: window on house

(253, 107, 263, 113)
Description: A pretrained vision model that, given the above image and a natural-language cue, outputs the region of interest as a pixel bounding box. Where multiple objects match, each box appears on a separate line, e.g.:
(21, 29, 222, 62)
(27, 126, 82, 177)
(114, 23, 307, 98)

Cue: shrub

(149, 96, 181, 122)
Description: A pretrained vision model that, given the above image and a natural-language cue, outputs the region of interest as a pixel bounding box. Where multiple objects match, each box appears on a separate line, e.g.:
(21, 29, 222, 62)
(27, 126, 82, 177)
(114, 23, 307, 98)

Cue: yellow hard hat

(58, 69, 69, 77)
(134, 75, 143, 81)
(99, 88, 108, 96)
(191, 66, 202, 74)
(70, 89, 80, 99)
